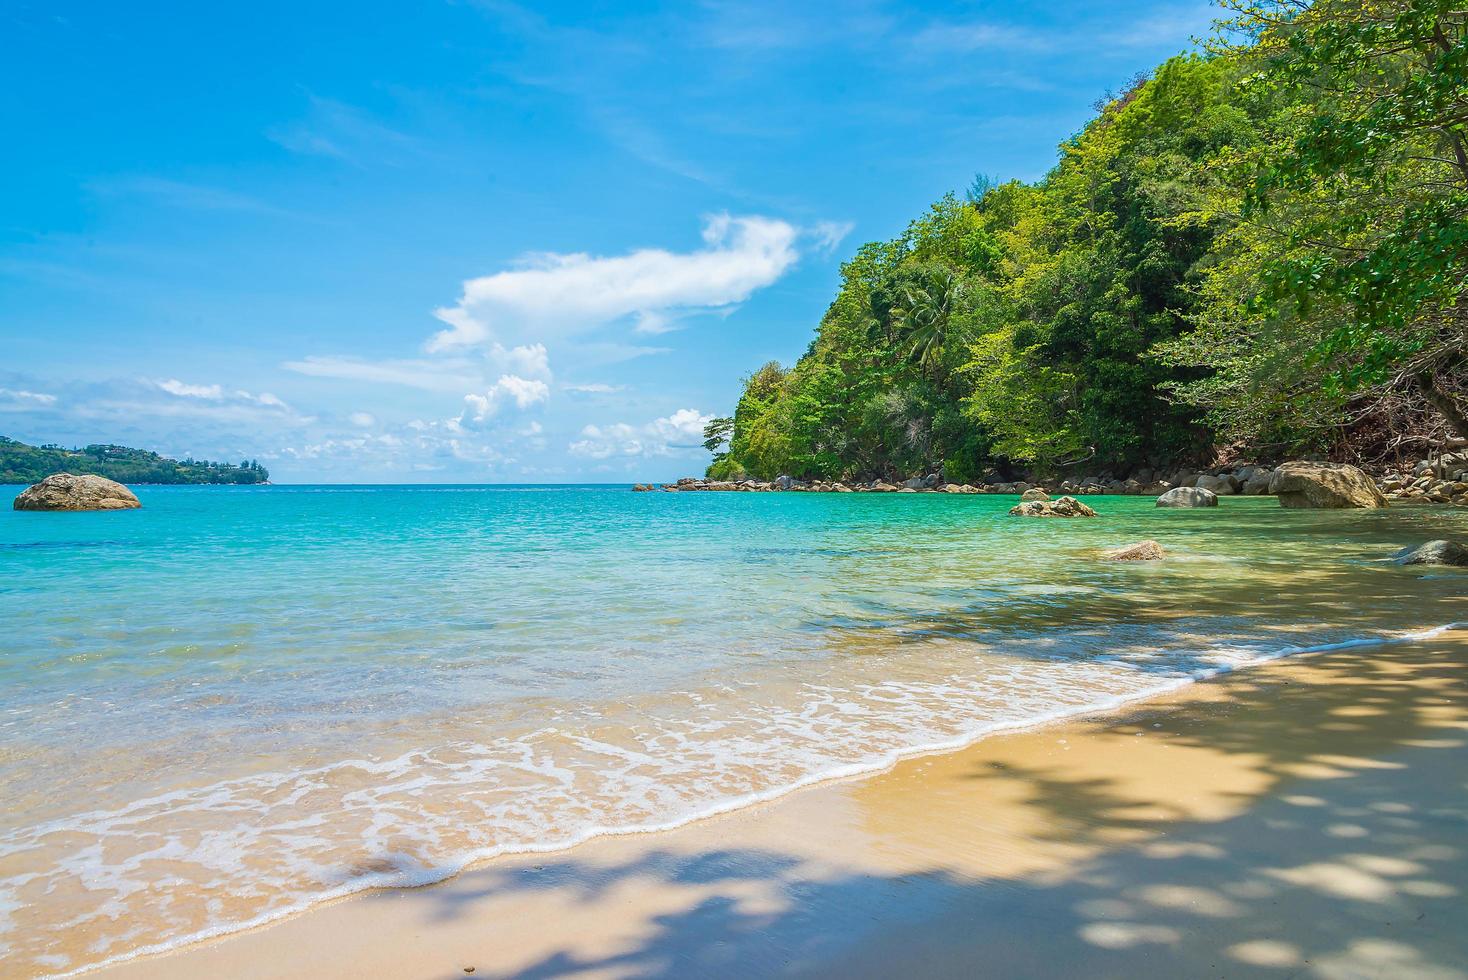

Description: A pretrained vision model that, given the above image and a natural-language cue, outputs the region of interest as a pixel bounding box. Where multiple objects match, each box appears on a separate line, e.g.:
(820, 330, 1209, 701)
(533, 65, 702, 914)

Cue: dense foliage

(713, 0, 1468, 482)
(0, 437, 269, 485)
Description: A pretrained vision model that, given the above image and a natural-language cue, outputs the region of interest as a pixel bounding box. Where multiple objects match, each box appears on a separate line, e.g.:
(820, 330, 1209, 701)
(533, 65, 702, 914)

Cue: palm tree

(892, 267, 963, 377)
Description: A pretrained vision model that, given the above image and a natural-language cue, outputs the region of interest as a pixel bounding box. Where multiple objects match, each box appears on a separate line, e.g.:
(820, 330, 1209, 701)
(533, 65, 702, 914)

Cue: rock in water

(1019, 487, 1051, 502)
(1269, 461, 1387, 509)
(1009, 495, 1097, 518)
(13, 473, 141, 511)
(1104, 540, 1165, 561)
(1156, 487, 1218, 508)
(1393, 540, 1468, 566)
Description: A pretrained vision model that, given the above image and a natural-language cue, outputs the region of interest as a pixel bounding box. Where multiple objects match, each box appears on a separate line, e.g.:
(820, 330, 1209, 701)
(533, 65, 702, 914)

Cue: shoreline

(87, 625, 1468, 980)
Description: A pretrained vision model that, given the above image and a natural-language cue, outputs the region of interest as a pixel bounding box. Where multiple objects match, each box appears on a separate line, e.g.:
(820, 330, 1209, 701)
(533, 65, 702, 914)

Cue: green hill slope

(0, 437, 269, 485)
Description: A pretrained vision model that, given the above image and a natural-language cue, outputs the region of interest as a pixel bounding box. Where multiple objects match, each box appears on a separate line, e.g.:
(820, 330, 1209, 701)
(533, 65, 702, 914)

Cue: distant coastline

(0, 436, 269, 486)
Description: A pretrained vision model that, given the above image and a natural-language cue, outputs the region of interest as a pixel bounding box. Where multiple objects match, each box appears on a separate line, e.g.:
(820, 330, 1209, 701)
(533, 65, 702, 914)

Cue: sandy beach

(90, 629, 1468, 979)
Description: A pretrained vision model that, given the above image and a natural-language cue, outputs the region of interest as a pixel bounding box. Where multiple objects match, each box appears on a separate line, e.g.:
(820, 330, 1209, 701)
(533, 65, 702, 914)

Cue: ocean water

(2, 484, 1465, 976)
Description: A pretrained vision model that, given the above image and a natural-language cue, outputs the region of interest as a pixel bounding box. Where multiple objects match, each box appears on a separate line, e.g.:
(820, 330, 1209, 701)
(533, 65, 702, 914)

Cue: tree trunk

(1416, 370, 1468, 441)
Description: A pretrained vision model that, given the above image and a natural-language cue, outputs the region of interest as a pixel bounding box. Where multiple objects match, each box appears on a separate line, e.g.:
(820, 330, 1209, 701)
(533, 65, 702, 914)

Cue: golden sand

(96, 633, 1468, 979)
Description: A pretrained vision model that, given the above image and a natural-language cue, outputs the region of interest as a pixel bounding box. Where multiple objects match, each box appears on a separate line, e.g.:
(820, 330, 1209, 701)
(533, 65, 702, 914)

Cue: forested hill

(706, 0, 1468, 484)
(0, 437, 269, 485)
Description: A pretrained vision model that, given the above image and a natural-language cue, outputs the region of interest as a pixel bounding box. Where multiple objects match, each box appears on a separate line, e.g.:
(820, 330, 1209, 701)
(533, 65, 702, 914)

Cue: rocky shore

(636, 454, 1468, 504)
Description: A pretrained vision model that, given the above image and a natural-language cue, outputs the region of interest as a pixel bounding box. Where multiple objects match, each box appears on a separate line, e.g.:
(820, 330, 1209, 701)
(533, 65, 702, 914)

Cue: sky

(0, 0, 1214, 483)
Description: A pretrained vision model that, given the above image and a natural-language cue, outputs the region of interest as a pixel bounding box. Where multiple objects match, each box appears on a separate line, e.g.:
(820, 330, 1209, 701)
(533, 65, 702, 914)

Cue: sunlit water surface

(2, 485, 1465, 976)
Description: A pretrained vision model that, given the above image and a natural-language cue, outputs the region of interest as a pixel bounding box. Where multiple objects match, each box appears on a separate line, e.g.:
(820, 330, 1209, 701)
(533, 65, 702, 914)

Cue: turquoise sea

(2, 484, 1465, 976)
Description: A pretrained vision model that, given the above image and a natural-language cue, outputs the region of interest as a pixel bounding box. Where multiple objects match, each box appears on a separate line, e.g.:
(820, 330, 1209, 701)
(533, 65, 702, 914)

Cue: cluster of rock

(13, 473, 141, 511)
(636, 458, 1454, 510)
(636, 474, 984, 494)
(1008, 495, 1096, 518)
(1378, 452, 1468, 504)
(639, 462, 1297, 497)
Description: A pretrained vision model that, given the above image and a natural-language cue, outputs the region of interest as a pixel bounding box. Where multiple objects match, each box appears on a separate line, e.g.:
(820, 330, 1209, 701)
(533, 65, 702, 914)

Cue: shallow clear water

(2, 485, 1465, 976)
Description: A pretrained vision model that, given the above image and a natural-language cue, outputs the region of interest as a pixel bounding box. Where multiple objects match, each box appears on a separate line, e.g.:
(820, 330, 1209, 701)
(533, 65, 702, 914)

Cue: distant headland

(0, 436, 268, 485)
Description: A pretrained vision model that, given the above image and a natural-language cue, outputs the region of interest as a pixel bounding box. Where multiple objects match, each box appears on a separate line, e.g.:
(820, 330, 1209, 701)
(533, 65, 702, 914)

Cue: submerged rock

(1019, 487, 1051, 502)
(13, 473, 141, 512)
(1156, 486, 1218, 508)
(1009, 495, 1097, 518)
(1269, 461, 1386, 509)
(1393, 540, 1468, 566)
(1104, 540, 1166, 561)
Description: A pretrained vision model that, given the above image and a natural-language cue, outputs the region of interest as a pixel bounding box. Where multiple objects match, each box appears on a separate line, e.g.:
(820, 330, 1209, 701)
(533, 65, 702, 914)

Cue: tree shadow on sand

(406, 640, 1466, 978)
(813, 554, 1468, 680)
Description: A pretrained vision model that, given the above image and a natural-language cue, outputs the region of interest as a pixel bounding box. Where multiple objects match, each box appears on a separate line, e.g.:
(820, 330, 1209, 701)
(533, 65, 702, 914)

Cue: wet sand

(96, 632, 1468, 979)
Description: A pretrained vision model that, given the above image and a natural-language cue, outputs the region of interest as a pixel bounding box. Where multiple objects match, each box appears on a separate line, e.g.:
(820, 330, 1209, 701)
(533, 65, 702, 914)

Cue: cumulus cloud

(427, 214, 823, 351)
(568, 407, 711, 459)
(349, 412, 376, 427)
(489, 342, 551, 378)
(457, 374, 551, 428)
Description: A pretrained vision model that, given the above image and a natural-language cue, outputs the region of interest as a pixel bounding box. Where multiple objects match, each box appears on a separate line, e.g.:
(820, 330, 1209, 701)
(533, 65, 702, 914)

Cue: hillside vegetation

(0, 437, 269, 485)
(708, 0, 1468, 484)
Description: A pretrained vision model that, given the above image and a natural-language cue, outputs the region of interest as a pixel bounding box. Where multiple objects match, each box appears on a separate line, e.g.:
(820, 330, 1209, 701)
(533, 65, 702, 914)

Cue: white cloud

(489, 342, 551, 379)
(156, 378, 224, 399)
(280, 433, 405, 461)
(349, 412, 376, 427)
(569, 407, 711, 459)
(427, 214, 806, 351)
(564, 382, 625, 394)
(457, 374, 552, 427)
(0, 387, 58, 408)
(282, 355, 481, 393)
(810, 220, 855, 256)
(154, 379, 292, 411)
(283, 343, 548, 393)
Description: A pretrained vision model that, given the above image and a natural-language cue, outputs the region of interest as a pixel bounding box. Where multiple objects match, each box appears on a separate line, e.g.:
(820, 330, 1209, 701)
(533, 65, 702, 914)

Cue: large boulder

(1393, 540, 1468, 566)
(1020, 487, 1052, 502)
(13, 473, 141, 512)
(1269, 461, 1387, 509)
(1009, 495, 1097, 518)
(1103, 540, 1166, 561)
(1156, 486, 1218, 508)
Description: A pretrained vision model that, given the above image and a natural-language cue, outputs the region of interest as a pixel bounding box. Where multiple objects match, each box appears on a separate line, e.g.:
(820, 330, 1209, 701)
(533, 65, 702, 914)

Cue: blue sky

(0, 0, 1213, 483)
